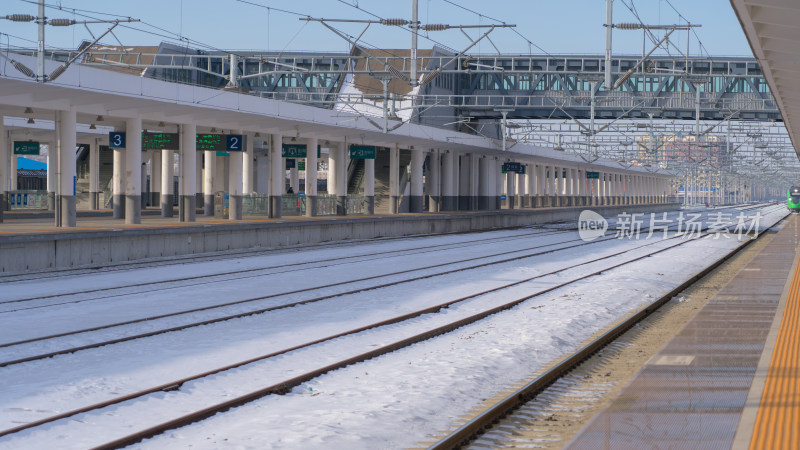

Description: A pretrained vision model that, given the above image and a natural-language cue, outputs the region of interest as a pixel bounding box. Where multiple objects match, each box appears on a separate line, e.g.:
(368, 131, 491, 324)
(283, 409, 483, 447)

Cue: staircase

(347, 159, 365, 194)
(373, 149, 411, 214)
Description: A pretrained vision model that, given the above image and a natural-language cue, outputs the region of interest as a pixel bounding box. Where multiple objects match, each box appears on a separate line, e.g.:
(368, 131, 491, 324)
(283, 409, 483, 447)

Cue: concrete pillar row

(0, 120, 6, 222)
(457, 154, 470, 210)
(161, 150, 174, 217)
(228, 129, 244, 221)
(505, 167, 515, 209)
(269, 133, 283, 218)
(525, 163, 535, 208)
(389, 145, 400, 214)
(179, 123, 197, 222)
(111, 138, 125, 218)
(410, 148, 424, 213)
(428, 149, 440, 212)
(306, 136, 319, 217)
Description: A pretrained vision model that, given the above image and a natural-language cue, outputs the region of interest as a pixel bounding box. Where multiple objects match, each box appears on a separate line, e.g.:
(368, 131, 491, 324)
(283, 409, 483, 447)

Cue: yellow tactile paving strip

(749, 247, 800, 449)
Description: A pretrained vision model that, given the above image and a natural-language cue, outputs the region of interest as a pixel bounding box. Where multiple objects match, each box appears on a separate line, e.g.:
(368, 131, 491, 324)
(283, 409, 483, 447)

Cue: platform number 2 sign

(109, 132, 126, 148)
(226, 134, 244, 151)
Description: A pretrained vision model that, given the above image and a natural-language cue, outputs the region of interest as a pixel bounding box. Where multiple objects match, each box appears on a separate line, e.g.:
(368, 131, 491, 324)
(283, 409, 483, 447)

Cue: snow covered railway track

(1, 207, 781, 368)
(426, 215, 786, 450)
(0, 227, 656, 367)
(0, 213, 780, 449)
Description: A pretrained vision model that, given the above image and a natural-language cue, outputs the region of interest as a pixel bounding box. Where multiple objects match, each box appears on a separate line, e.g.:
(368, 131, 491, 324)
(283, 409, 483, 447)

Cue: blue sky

(2, 0, 752, 57)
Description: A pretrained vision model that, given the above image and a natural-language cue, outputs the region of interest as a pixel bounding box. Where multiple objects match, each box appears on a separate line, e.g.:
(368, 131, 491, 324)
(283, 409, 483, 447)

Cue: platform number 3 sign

(109, 132, 126, 148)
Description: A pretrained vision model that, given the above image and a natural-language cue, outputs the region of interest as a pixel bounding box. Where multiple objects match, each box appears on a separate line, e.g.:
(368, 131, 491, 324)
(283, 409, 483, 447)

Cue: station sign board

(586, 171, 600, 179)
(282, 144, 321, 158)
(13, 141, 40, 155)
(501, 162, 525, 174)
(298, 160, 306, 171)
(142, 132, 179, 151)
(109, 131, 126, 148)
(196, 134, 245, 151)
(349, 145, 376, 159)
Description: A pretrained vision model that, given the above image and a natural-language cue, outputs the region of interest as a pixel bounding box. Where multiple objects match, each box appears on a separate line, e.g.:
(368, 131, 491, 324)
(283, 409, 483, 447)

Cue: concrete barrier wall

(0, 204, 679, 273)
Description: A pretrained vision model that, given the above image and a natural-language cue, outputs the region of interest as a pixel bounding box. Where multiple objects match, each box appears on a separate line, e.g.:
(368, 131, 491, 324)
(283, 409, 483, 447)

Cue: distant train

(788, 186, 800, 212)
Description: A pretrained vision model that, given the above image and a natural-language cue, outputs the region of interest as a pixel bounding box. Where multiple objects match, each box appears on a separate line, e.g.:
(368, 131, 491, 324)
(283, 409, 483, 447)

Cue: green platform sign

(282, 144, 307, 158)
(298, 160, 306, 170)
(142, 132, 179, 151)
(282, 144, 321, 158)
(13, 141, 40, 155)
(349, 145, 376, 159)
(586, 171, 600, 179)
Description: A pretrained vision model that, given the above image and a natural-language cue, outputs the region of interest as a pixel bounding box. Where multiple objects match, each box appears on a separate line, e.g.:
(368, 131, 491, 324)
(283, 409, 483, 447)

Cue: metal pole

(410, 0, 419, 86)
(37, 0, 45, 82)
(605, 0, 613, 90)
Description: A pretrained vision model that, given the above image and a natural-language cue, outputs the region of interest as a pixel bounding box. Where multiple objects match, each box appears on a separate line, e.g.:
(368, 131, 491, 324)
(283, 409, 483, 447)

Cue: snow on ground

(0, 205, 787, 449)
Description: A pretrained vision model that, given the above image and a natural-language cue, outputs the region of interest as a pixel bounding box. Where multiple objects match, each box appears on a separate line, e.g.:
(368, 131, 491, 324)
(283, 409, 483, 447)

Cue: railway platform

(567, 214, 800, 449)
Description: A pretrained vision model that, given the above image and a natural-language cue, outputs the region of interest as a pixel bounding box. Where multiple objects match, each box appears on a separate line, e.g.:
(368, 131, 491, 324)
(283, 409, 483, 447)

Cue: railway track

(0, 206, 782, 448)
(0, 208, 747, 367)
(426, 210, 787, 449)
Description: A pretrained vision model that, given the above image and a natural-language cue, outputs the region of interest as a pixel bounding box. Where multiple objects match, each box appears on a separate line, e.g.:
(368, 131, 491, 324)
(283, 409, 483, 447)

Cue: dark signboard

(349, 145, 376, 159)
(13, 141, 40, 155)
(142, 132, 179, 151)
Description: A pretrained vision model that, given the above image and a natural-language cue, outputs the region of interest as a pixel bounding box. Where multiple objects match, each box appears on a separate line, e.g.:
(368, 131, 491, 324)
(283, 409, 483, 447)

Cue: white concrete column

(548, 166, 557, 207)
(57, 110, 77, 227)
(179, 123, 197, 222)
(428, 149, 440, 212)
(526, 163, 535, 208)
(389, 145, 399, 214)
(141, 151, 149, 208)
(124, 117, 142, 224)
(478, 155, 489, 210)
(161, 150, 174, 217)
(112, 137, 125, 218)
(203, 149, 216, 216)
(457, 154, 470, 210)
(269, 133, 283, 218)
(228, 130, 244, 220)
(149, 147, 161, 209)
(364, 155, 375, 215)
(469, 154, 479, 210)
(88, 138, 100, 210)
(505, 166, 515, 209)
(0, 121, 6, 221)
(46, 141, 56, 210)
(493, 158, 502, 209)
(10, 151, 17, 193)
(243, 132, 254, 195)
(335, 141, 347, 215)
(442, 150, 456, 211)
(306, 136, 318, 217)
(410, 148, 424, 213)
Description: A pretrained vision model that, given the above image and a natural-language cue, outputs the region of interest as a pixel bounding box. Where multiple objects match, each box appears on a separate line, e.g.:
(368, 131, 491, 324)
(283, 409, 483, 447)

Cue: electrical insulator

(615, 23, 643, 30)
(10, 60, 35, 78)
(422, 24, 448, 31)
(49, 18, 76, 26)
(380, 18, 408, 26)
(5, 14, 35, 22)
(48, 64, 67, 81)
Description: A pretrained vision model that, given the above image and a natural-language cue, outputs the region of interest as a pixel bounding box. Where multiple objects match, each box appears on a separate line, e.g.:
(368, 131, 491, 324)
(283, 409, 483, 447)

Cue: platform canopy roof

(732, 0, 800, 159)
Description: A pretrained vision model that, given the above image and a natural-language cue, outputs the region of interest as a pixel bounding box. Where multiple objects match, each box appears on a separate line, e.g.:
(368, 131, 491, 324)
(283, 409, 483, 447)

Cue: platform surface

(567, 214, 800, 449)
